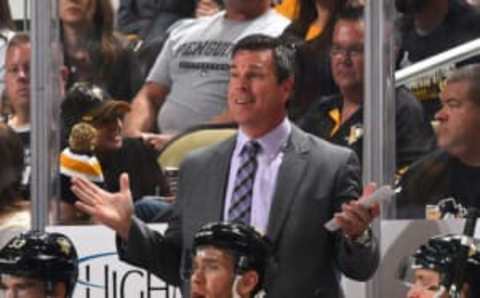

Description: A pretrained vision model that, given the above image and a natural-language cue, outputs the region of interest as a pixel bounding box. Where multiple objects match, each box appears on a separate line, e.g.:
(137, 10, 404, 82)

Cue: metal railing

(395, 37, 480, 86)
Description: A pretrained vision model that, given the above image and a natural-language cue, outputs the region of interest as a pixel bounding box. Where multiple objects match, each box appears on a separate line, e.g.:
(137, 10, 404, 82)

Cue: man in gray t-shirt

(124, 0, 289, 147)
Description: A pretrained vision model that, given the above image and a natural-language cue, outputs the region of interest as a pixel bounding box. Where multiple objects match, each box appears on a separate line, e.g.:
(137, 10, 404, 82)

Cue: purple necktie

(228, 141, 261, 224)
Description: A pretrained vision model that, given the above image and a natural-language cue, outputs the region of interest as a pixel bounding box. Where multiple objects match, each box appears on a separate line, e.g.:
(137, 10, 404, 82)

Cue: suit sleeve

(117, 216, 183, 286)
(333, 151, 380, 281)
(116, 160, 188, 286)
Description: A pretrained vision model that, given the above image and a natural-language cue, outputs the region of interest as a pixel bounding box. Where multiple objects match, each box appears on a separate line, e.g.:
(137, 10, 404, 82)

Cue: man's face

(5, 44, 31, 113)
(190, 246, 236, 298)
(435, 81, 480, 159)
(228, 49, 291, 137)
(59, 0, 95, 25)
(330, 20, 365, 95)
(406, 269, 441, 298)
(0, 275, 47, 298)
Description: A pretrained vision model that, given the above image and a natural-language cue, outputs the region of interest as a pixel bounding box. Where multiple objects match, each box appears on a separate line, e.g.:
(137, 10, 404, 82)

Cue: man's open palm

(71, 173, 134, 240)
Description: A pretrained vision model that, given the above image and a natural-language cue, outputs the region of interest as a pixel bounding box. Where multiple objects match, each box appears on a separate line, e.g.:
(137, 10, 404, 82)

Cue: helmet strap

(45, 280, 55, 298)
(433, 286, 447, 298)
(231, 275, 243, 298)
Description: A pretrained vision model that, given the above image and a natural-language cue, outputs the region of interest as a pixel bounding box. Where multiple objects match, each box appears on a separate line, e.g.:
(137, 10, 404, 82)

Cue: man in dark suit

(72, 34, 380, 298)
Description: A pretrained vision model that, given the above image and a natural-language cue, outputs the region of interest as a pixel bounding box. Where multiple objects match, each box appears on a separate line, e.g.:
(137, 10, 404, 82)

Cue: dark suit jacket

(118, 125, 379, 298)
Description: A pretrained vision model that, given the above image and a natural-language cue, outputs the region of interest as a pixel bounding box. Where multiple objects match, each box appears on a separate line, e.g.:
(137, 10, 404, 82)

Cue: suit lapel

(203, 137, 236, 221)
(266, 126, 309, 243)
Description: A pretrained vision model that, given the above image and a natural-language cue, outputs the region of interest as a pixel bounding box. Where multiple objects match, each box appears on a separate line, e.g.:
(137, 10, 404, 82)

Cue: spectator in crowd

(395, 0, 480, 122)
(3, 33, 68, 200)
(397, 64, 480, 219)
(71, 34, 380, 298)
(400, 234, 480, 298)
(301, 7, 432, 172)
(0, 123, 29, 249)
(195, 0, 224, 18)
(117, 0, 196, 41)
(59, 82, 170, 223)
(133, 0, 225, 85)
(190, 222, 271, 298)
(0, 231, 79, 298)
(279, 0, 348, 121)
(123, 0, 290, 149)
(281, 0, 347, 41)
(0, 0, 15, 99)
(60, 0, 143, 102)
(4, 33, 32, 199)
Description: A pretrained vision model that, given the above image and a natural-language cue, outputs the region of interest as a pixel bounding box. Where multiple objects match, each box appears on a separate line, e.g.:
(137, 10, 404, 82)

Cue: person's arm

(332, 152, 380, 281)
(123, 82, 170, 137)
(71, 173, 183, 285)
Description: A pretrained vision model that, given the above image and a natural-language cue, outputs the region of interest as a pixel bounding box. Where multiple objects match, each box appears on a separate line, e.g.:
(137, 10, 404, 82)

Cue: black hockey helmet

(0, 231, 79, 297)
(410, 234, 480, 297)
(193, 222, 272, 292)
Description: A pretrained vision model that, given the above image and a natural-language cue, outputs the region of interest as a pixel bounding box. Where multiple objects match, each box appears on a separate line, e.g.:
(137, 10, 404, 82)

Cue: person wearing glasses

(300, 6, 433, 172)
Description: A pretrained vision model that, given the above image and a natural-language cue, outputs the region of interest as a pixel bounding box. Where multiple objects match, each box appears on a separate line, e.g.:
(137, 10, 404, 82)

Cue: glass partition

(391, 0, 480, 221)
(18, 0, 480, 297)
(369, 0, 480, 297)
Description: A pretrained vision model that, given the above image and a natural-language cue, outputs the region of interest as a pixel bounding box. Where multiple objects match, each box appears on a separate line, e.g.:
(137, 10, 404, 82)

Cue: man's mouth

(234, 96, 255, 104)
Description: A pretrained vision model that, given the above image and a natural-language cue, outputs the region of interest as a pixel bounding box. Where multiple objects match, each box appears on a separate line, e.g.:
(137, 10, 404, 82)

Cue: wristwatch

(349, 227, 373, 247)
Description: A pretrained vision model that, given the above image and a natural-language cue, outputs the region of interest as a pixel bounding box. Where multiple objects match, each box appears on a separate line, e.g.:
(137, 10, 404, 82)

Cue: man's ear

(52, 281, 68, 298)
(236, 271, 259, 297)
(280, 76, 294, 105)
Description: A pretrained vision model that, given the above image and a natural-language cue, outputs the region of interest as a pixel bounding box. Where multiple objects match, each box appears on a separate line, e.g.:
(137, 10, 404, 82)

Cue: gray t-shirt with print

(147, 10, 290, 133)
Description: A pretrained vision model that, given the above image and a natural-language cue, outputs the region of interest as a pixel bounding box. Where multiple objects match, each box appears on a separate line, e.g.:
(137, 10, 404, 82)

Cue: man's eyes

(230, 72, 265, 79)
(192, 262, 222, 273)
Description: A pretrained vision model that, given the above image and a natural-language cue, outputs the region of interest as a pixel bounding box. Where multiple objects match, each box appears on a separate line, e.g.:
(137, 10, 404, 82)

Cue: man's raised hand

(71, 173, 134, 240)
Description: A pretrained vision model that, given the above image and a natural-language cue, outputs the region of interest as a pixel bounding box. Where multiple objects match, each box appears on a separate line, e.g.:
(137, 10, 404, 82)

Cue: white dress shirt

(223, 118, 291, 234)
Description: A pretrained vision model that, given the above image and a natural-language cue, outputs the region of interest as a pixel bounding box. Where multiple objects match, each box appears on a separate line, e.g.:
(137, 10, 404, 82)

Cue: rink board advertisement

(48, 225, 181, 298)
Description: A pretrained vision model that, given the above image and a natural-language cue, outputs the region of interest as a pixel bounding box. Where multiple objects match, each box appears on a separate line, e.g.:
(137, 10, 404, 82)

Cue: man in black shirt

(301, 7, 433, 173)
(397, 64, 480, 219)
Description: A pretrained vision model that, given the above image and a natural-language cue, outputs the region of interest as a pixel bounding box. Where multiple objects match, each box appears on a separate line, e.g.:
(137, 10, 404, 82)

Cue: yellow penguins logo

(346, 124, 363, 145)
(57, 237, 72, 256)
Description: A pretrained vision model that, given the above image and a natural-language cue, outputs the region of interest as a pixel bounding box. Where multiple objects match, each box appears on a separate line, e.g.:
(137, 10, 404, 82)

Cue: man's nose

(406, 287, 421, 298)
(191, 270, 205, 284)
(17, 68, 30, 80)
(434, 107, 447, 121)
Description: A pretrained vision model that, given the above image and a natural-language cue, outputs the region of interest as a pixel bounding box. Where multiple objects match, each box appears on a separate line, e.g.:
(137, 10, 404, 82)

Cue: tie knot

(242, 140, 261, 157)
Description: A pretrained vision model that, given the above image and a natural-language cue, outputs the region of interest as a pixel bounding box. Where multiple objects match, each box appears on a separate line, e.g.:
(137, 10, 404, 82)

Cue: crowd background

(1, 0, 480, 297)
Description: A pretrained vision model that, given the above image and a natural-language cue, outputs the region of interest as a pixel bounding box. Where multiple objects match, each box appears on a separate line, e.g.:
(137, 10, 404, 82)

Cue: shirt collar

(235, 118, 291, 159)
